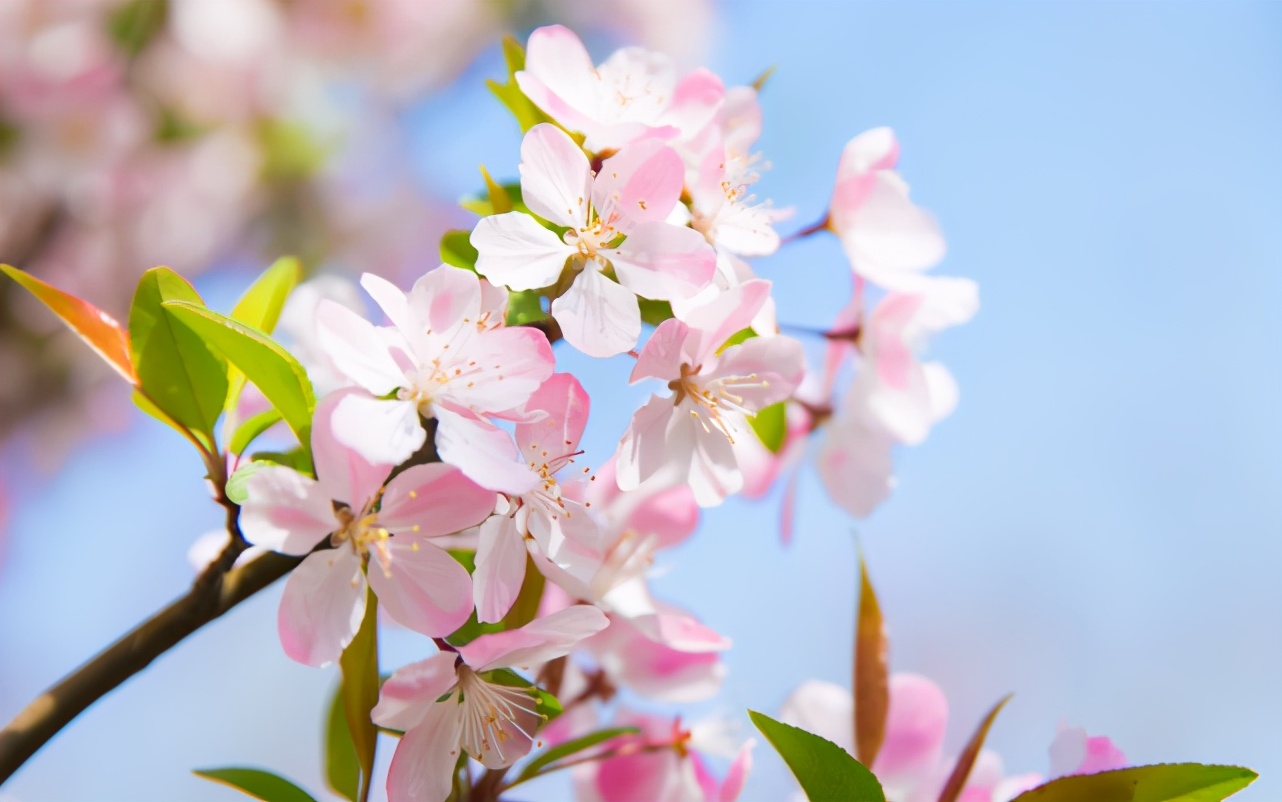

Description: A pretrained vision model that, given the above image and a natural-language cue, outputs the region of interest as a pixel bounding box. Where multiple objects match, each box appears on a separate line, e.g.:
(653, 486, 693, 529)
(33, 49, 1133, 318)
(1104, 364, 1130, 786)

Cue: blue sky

(1, 3, 1279, 800)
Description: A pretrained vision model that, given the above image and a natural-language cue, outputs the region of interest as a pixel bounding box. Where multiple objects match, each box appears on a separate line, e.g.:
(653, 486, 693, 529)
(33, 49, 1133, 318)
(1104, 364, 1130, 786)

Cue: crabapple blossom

(616, 280, 805, 506)
(573, 709, 754, 802)
(515, 25, 725, 153)
(471, 123, 716, 357)
(828, 127, 947, 291)
(314, 266, 555, 492)
(473, 373, 606, 623)
(373, 606, 609, 802)
(238, 391, 495, 666)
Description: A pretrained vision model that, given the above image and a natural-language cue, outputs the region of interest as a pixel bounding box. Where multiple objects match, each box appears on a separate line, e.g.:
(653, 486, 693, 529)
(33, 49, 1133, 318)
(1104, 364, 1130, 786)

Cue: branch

(0, 546, 303, 783)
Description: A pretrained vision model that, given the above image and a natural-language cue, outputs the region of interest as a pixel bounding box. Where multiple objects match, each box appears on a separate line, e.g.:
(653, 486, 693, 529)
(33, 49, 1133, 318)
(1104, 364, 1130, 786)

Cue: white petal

(315, 299, 404, 395)
(519, 123, 593, 228)
(373, 652, 460, 732)
(329, 394, 426, 466)
(474, 515, 529, 624)
(471, 212, 574, 291)
(240, 466, 335, 555)
(551, 266, 641, 358)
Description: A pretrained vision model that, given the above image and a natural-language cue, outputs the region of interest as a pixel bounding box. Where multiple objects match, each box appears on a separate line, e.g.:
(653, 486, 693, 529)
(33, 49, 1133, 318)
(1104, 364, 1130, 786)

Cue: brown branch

(0, 546, 304, 784)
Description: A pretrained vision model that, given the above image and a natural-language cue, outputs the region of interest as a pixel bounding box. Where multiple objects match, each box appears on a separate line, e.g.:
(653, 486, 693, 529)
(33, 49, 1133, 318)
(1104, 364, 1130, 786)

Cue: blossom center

(667, 361, 769, 444)
(454, 666, 543, 763)
(331, 501, 395, 578)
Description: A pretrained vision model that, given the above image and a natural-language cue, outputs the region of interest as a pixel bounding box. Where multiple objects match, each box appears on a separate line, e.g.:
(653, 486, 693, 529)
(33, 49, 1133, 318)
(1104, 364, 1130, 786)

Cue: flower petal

(461, 605, 609, 673)
(551, 264, 641, 358)
(379, 463, 496, 538)
(434, 405, 540, 494)
(385, 700, 465, 802)
(277, 549, 366, 667)
(519, 123, 593, 229)
(515, 372, 590, 456)
(610, 222, 716, 301)
(311, 389, 394, 509)
(474, 514, 530, 623)
(471, 212, 573, 292)
(373, 652, 460, 731)
(240, 466, 335, 555)
(615, 393, 680, 492)
(369, 539, 474, 637)
(329, 392, 426, 466)
(592, 141, 684, 230)
(315, 299, 404, 395)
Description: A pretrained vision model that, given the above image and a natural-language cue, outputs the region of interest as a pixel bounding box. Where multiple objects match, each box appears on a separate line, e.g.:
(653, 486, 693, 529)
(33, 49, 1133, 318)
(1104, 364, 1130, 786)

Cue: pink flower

(373, 605, 609, 802)
(616, 281, 805, 506)
(471, 123, 715, 357)
(828, 127, 947, 291)
(315, 266, 555, 493)
(515, 25, 724, 153)
(573, 710, 753, 802)
(239, 391, 496, 666)
(473, 373, 606, 623)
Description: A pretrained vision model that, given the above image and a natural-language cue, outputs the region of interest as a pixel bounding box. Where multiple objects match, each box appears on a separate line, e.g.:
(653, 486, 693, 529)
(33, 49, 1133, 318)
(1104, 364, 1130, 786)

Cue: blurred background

(1, 1, 1278, 800)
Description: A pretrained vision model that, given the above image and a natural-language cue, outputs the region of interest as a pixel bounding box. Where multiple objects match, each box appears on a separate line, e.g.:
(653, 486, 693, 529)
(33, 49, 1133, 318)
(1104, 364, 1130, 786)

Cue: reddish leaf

(2, 264, 136, 384)
(854, 552, 890, 767)
(937, 695, 1012, 802)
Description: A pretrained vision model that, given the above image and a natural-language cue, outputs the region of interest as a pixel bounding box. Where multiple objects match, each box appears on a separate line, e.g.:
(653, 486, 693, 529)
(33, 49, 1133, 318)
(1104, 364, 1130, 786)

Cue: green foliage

(749, 710, 885, 802)
(324, 682, 361, 802)
(107, 0, 167, 58)
(163, 301, 316, 456)
(250, 448, 314, 476)
(512, 726, 641, 784)
(258, 119, 327, 180)
(748, 402, 787, 453)
(223, 257, 302, 442)
(638, 298, 675, 327)
(224, 460, 268, 505)
(229, 408, 284, 457)
(192, 767, 318, 802)
(486, 36, 553, 133)
(507, 290, 548, 326)
(338, 588, 381, 802)
(440, 230, 479, 271)
(937, 695, 1011, 802)
(461, 182, 527, 217)
(129, 268, 228, 448)
(446, 553, 546, 646)
(1010, 764, 1258, 802)
(718, 326, 757, 353)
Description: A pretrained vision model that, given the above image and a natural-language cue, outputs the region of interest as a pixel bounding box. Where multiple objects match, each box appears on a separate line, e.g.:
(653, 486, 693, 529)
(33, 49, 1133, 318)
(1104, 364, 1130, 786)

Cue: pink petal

(379, 463, 496, 538)
(443, 326, 555, 416)
(711, 334, 806, 411)
(409, 266, 482, 339)
(515, 372, 590, 456)
(277, 549, 366, 667)
(680, 279, 773, 361)
(359, 273, 411, 332)
(875, 673, 949, 784)
(519, 123, 593, 229)
(592, 141, 684, 230)
(311, 390, 394, 509)
(474, 515, 529, 624)
(329, 393, 426, 466)
(385, 701, 464, 802)
(240, 466, 336, 555)
(516, 25, 599, 136)
(434, 406, 540, 494)
(610, 222, 717, 301)
(615, 393, 680, 492)
(590, 618, 726, 703)
(665, 68, 726, 141)
(719, 740, 755, 802)
(461, 605, 609, 673)
(838, 173, 947, 286)
(551, 264, 642, 358)
(315, 299, 404, 395)
(630, 318, 693, 384)
(369, 539, 474, 637)
(816, 409, 897, 518)
(678, 410, 743, 507)
(373, 652, 460, 731)
(471, 212, 573, 292)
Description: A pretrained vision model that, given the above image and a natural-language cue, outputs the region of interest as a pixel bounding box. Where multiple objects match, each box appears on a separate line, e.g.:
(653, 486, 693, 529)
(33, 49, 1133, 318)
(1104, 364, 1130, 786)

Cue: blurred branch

(0, 541, 303, 784)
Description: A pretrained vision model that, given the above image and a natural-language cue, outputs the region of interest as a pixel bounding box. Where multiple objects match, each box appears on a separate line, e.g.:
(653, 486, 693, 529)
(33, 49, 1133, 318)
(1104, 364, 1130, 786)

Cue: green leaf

(440, 230, 480, 271)
(2, 263, 136, 384)
(257, 118, 327, 180)
(938, 694, 1011, 802)
(338, 587, 380, 802)
(129, 267, 228, 445)
(460, 182, 527, 218)
(250, 448, 314, 476)
(854, 550, 889, 767)
(447, 555, 546, 646)
(231, 256, 300, 337)
(749, 710, 885, 802)
(1010, 763, 1258, 802)
(229, 408, 284, 456)
(225, 460, 270, 505)
(324, 682, 361, 802)
(192, 767, 318, 802)
(481, 165, 513, 214)
(162, 301, 316, 455)
(717, 326, 757, 354)
(748, 402, 787, 454)
(487, 35, 553, 133)
(513, 726, 641, 784)
(107, 0, 167, 59)
(223, 256, 302, 441)
(638, 298, 674, 327)
(507, 290, 548, 327)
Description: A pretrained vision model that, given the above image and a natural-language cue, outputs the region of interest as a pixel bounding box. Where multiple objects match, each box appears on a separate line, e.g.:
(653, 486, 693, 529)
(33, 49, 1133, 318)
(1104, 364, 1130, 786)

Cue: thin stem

(781, 214, 831, 245)
(0, 547, 304, 783)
